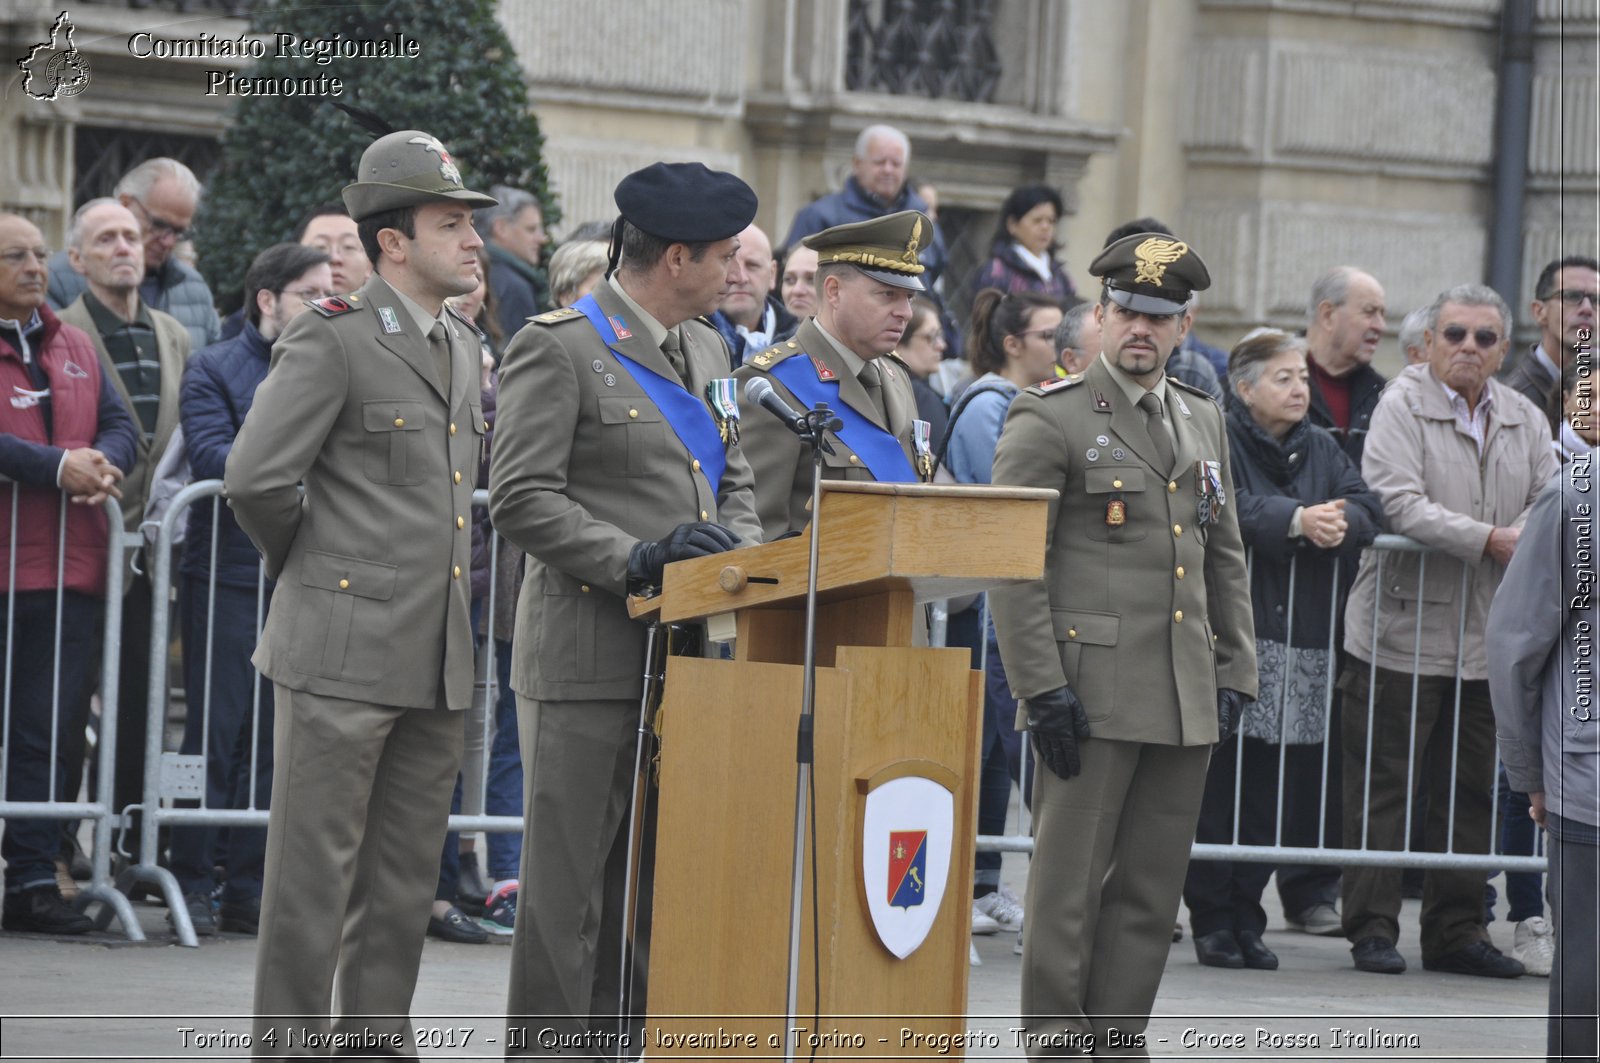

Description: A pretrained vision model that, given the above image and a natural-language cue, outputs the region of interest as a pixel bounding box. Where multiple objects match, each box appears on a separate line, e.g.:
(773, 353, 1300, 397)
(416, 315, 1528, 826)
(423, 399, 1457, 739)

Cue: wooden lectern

(636, 481, 1054, 1058)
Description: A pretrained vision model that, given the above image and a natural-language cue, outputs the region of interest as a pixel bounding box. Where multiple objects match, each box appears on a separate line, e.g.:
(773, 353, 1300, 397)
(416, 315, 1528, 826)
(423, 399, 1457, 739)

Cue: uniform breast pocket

(1083, 466, 1147, 543)
(467, 400, 487, 469)
(363, 400, 426, 485)
(291, 550, 398, 684)
(598, 396, 666, 478)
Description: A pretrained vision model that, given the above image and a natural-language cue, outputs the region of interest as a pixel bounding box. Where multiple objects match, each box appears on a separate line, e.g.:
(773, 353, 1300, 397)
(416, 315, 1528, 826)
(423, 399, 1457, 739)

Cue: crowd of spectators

(0, 135, 1594, 1044)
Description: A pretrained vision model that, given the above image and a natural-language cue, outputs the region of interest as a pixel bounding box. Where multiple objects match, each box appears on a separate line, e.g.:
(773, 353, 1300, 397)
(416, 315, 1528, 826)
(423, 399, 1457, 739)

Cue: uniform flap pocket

(363, 400, 426, 432)
(1052, 608, 1120, 646)
(300, 550, 398, 601)
(468, 400, 486, 436)
(599, 396, 663, 424)
(1085, 467, 1145, 494)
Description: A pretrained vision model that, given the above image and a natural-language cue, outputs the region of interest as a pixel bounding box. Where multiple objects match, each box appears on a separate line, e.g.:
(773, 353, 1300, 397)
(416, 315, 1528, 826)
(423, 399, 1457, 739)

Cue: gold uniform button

(456, 516, 465, 529)
(449, 422, 457, 436)
(1174, 610, 1184, 623)
(338, 578, 349, 590)
(1175, 566, 1185, 579)
(1173, 523, 1183, 537)
(700, 509, 709, 520)
(628, 408, 639, 419)
(1112, 479, 1123, 489)
(453, 471, 462, 484)
(1168, 481, 1177, 494)
(393, 417, 405, 428)
(580, 584, 591, 593)
(1067, 628, 1078, 639)
(483, 420, 490, 432)
(848, 454, 860, 465)
(692, 459, 702, 471)
(452, 565, 461, 579)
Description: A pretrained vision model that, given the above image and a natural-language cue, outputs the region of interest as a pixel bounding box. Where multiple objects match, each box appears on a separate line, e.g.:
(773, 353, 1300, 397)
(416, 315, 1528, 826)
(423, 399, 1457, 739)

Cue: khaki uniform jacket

(58, 296, 190, 534)
(988, 360, 1257, 746)
(224, 275, 481, 710)
(1343, 363, 1557, 680)
(733, 318, 919, 539)
(487, 282, 761, 704)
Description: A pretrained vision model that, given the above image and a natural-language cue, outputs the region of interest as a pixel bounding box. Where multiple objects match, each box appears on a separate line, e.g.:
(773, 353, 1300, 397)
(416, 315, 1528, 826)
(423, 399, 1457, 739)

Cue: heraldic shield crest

(860, 771, 954, 959)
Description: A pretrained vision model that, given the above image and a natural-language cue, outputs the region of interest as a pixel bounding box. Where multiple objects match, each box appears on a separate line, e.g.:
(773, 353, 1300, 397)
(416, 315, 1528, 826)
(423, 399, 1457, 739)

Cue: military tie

(428, 322, 452, 398)
(660, 328, 686, 384)
(1138, 390, 1176, 473)
(859, 359, 888, 425)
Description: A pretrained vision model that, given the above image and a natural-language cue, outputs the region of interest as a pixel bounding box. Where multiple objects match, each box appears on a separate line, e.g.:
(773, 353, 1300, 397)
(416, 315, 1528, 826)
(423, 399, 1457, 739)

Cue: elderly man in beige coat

(226, 130, 496, 1055)
(1339, 283, 1557, 979)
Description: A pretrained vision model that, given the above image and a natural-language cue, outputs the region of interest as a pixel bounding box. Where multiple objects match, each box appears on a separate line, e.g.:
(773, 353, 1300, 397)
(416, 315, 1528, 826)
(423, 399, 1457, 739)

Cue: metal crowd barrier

(39, 476, 1543, 944)
(977, 533, 1549, 877)
(129, 480, 524, 946)
(0, 485, 144, 940)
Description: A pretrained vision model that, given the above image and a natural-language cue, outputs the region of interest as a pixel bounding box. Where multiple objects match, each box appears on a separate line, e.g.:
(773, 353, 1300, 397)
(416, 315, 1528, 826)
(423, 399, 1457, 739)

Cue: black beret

(613, 162, 758, 243)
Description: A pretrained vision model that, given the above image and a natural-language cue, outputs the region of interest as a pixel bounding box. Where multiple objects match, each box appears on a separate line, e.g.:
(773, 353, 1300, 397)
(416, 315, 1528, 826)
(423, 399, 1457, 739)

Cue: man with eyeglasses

(167, 243, 333, 938)
(48, 158, 221, 352)
(1338, 283, 1557, 980)
(1501, 255, 1599, 433)
(57, 198, 193, 852)
(0, 211, 137, 935)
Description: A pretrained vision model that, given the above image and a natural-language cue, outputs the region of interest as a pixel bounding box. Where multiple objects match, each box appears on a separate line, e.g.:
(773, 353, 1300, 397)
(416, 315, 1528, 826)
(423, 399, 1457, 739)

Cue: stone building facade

(3, 0, 1594, 363)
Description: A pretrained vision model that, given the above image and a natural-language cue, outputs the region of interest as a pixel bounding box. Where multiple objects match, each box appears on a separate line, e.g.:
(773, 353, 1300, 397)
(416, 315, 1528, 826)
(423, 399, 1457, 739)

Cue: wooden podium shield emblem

(860, 770, 953, 959)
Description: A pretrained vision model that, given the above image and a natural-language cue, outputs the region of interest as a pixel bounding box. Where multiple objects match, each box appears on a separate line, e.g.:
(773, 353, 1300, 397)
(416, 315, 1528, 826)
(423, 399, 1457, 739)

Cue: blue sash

(573, 295, 727, 498)
(768, 353, 916, 483)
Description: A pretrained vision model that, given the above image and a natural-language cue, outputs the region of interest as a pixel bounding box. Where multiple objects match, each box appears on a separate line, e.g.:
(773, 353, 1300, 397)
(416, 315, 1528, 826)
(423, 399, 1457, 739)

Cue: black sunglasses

(1440, 325, 1501, 349)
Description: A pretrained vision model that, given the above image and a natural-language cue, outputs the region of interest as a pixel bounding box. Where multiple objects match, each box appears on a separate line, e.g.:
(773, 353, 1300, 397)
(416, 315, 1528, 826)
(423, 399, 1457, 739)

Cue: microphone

(744, 377, 808, 435)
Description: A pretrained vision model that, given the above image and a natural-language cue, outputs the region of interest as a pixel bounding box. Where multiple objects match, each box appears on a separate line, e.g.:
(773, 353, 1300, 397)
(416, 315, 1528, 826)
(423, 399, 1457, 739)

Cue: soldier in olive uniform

(735, 211, 933, 538)
(224, 130, 496, 1056)
(488, 162, 763, 1056)
(988, 233, 1257, 1057)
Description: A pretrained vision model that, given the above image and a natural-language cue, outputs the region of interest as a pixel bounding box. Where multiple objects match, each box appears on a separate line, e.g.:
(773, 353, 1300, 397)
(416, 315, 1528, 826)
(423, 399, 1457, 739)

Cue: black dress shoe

(1236, 930, 1279, 970)
(1422, 940, 1524, 978)
(1193, 929, 1245, 968)
(2, 885, 93, 935)
(219, 896, 261, 935)
(1351, 936, 1406, 974)
(427, 905, 489, 945)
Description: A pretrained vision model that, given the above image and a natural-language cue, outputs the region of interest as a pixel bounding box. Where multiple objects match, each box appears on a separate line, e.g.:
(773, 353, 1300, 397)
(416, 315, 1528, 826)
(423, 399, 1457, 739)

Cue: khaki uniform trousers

(1020, 738, 1211, 1059)
(252, 686, 464, 1058)
(506, 698, 654, 1061)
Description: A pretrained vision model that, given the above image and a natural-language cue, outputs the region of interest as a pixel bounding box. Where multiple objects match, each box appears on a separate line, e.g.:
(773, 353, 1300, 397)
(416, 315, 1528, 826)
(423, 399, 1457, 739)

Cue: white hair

(854, 124, 910, 161)
(114, 157, 202, 202)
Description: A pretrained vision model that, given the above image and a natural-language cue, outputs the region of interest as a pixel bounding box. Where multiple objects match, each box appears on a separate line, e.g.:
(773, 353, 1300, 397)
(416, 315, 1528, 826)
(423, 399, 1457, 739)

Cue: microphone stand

(784, 401, 841, 1063)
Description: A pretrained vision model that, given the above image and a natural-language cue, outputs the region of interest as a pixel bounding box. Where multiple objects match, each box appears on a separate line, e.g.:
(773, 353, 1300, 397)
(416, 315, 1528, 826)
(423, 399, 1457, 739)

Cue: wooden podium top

(630, 481, 1056, 623)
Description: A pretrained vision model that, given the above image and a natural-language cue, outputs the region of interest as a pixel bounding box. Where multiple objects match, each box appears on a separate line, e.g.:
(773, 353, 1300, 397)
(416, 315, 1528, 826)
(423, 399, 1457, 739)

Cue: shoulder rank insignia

(308, 295, 359, 318)
(1026, 374, 1083, 397)
(530, 306, 584, 325)
(1169, 376, 1219, 405)
(748, 343, 802, 371)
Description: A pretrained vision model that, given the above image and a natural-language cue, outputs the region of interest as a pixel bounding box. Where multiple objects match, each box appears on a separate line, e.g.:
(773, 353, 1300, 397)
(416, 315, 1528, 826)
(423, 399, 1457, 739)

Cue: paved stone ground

(1, 838, 1548, 1061)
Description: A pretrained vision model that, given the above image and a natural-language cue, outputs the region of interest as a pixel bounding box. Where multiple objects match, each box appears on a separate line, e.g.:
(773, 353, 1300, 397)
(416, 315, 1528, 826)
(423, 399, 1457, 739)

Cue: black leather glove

(1216, 687, 1251, 743)
(627, 521, 741, 592)
(1025, 685, 1092, 780)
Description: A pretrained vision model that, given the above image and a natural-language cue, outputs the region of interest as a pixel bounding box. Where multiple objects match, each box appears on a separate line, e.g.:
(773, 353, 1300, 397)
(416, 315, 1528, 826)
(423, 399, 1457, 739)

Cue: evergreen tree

(197, 0, 555, 311)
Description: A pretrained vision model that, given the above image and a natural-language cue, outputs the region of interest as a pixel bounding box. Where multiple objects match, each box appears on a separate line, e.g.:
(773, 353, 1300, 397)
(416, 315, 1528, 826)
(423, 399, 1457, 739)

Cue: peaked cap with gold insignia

(1088, 231, 1211, 316)
(802, 210, 931, 291)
